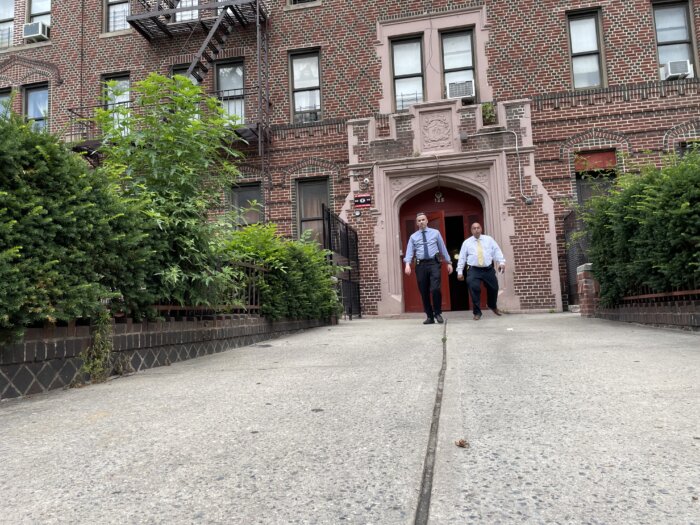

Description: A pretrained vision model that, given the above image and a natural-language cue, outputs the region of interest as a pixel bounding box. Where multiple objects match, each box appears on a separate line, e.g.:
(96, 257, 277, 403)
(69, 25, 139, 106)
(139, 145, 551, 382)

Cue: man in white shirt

(456, 222, 506, 320)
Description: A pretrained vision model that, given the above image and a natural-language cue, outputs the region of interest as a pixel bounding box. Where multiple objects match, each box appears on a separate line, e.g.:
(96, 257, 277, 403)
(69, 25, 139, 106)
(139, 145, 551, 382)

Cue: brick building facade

(1, 0, 698, 315)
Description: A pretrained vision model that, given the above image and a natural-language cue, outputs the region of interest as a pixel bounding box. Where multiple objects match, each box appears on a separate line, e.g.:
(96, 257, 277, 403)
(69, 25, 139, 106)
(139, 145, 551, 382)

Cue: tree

(94, 73, 244, 307)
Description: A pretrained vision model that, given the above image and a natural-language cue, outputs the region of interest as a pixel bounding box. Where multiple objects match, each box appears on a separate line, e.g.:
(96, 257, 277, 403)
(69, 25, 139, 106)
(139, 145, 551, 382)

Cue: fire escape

(126, 0, 271, 185)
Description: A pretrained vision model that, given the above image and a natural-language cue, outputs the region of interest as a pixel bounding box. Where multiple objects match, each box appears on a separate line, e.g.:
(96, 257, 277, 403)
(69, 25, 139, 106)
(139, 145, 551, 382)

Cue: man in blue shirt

(456, 222, 506, 320)
(404, 212, 453, 324)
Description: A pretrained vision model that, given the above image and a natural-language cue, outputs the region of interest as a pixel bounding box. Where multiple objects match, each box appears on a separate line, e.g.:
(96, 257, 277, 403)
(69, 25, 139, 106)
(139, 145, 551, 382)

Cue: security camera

(363, 177, 370, 184)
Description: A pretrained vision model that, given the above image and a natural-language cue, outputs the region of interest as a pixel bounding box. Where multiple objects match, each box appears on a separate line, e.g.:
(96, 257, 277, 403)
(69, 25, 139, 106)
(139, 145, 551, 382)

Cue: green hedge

(0, 112, 153, 339)
(583, 151, 700, 306)
(223, 223, 343, 320)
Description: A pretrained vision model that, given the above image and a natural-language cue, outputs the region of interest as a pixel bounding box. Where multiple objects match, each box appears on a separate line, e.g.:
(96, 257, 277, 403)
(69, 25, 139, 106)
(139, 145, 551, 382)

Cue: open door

(401, 211, 450, 313)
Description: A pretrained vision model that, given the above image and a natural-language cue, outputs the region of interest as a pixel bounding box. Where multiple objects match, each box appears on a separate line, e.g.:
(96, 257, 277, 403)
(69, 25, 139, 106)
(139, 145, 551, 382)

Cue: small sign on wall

(354, 193, 372, 208)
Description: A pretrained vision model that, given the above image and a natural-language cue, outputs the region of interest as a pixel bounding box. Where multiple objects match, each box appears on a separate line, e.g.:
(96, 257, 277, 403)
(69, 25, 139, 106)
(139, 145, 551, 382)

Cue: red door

(402, 211, 450, 313)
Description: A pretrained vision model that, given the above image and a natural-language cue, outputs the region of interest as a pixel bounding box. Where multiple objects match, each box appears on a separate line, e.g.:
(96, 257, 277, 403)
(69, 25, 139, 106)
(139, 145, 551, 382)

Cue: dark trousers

(466, 266, 499, 316)
(416, 261, 442, 318)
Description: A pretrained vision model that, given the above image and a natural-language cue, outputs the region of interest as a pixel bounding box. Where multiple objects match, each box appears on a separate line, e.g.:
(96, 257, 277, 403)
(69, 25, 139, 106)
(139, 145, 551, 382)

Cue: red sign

(354, 193, 372, 208)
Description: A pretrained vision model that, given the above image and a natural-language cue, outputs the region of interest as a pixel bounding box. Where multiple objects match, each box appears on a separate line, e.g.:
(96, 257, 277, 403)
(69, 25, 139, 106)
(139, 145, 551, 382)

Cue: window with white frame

(106, 0, 129, 32)
(30, 0, 51, 26)
(0, 0, 13, 48)
(392, 38, 424, 110)
(291, 51, 321, 123)
(0, 89, 11, 118)
(653, 2, 695, 75)
(24, 84, 48, 131)
(231, 183, 263, 225)
(217, 62, 245, 121)
(297, 178, 328, 241)
(176, 0, 197, 22)
(442, 30, 474, 99)
(568, 12, 603, 89)
(104, 74, 130, 134)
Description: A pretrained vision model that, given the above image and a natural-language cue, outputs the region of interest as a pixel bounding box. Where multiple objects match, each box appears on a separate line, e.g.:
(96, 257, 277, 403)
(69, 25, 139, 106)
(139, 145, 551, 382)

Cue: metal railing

(65, 89, 261, 143)
(153, 261, 267, 317)
(322, 205, 361, 319)
(563, 210, 589, 306)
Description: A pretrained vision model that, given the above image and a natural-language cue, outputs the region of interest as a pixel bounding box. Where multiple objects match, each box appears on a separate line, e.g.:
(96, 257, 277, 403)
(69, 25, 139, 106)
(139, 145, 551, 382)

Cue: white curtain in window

(293, 55, 319, 89)
(570, 17, 598, 54)
(393, 40, 422, 76)
(443, 33, 472, 69)
(655, 5, 688, 42)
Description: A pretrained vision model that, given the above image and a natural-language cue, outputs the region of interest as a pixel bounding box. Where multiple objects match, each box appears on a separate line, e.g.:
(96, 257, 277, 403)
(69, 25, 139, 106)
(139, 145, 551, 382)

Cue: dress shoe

(473, 314, 481, 321)
(435, 314, 444, 323)
(423, 318, 435, 324)
(491, 307, 502, 316)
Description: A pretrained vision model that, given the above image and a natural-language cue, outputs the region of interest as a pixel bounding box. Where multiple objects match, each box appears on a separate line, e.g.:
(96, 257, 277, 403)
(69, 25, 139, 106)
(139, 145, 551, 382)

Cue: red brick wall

(3, 0, 700, 314)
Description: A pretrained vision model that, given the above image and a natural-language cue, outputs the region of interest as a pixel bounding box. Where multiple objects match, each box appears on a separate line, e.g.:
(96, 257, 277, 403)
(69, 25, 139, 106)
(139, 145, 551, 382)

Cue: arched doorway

(400, 186, 484, 312)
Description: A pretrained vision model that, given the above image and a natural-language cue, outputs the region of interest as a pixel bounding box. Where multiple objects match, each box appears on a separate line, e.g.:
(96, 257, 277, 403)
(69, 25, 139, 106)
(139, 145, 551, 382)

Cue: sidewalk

(1, 313, 698, 524)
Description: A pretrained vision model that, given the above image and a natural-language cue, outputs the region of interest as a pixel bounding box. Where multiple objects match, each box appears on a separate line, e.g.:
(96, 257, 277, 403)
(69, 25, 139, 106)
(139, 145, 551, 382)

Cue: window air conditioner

(23, 22, 50, 42)
(662, 60, 693, 80)
(447, 80, 475, 99)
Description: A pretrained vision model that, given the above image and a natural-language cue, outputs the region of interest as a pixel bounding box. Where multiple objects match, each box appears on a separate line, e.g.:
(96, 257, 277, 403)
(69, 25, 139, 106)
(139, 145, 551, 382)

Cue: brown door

(402, 211, 450, 313)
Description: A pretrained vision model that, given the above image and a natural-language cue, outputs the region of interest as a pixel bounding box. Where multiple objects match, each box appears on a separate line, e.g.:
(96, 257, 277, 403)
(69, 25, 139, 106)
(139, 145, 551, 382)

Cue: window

(392, 38, 423, 110)
(0, 0, 13, 48)
(171, 64, 198, 84)
(217, 62, 244, 120)
(298, 178, 328, 241)
(653, 2, 694, 73)
(24, 84, 48, 130)
(291, 0, 317, 4)
(574, 150, 616, 205)
(30, 0, 51, 26)
(104, 74, 130, 133)
(675, 140, 700, 157)
(291, 51, 321, 123)
(568, 12, 602, 89)
(231, 183, 262, 225)
(442, 30, 474, 98)
(105, 0, 129, 32)
(176, 0, 197, 22)
(0, 89, 11, 118)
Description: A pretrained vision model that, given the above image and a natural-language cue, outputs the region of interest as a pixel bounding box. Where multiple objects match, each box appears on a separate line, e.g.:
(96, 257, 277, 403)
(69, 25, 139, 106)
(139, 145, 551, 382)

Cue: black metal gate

(563, 210, 589, 305)
(322, 205, 361, 319)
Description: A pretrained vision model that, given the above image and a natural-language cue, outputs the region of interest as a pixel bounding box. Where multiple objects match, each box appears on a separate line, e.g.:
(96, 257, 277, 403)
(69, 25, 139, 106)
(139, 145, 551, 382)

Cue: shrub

(223, 223, 343, 320)
(0, 111, 151, 339)
(94, 73, 244, 308)
(584, 151, 700, 305)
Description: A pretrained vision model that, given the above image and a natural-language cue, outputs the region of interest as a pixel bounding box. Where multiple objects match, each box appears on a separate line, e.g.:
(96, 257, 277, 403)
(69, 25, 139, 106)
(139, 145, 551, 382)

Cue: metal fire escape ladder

(185, 7, 239, 83)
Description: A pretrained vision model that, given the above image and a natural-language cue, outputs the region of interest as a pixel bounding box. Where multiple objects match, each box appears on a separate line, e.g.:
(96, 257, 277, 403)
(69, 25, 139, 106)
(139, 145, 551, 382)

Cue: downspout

(463, 129, 534, 204)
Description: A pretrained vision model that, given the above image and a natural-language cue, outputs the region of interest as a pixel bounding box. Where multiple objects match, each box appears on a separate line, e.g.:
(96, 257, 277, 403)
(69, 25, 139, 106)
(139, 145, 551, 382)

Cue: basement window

(574, 150, 617, 205)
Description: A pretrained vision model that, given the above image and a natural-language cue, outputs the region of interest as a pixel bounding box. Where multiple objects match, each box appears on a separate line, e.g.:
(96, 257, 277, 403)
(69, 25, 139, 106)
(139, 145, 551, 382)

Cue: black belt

(416, 258, 437, 264)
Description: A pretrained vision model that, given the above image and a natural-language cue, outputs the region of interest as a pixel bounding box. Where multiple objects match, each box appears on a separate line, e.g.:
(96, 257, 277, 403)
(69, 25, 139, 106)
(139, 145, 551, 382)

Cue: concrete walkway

(0, 313, 698, 524)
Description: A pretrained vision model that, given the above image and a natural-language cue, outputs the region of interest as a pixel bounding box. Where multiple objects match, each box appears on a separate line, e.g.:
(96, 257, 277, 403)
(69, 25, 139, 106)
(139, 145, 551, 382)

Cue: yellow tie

(476, 238, 485, 266)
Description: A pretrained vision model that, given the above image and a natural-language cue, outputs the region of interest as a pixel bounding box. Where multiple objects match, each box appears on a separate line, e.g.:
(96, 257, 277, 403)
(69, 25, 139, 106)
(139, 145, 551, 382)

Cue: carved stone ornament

(421, 112, 452, 150)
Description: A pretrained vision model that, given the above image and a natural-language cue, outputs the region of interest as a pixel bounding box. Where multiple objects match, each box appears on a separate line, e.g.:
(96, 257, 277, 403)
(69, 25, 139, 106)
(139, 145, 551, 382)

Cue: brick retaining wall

(576, 264, 699, 330)
(0, 315, 331, 401)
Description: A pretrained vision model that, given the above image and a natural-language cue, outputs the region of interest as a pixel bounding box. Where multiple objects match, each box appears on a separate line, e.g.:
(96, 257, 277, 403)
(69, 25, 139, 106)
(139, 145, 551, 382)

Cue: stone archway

(369, 154, 518, 315)
(399, 186, 484, 312)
